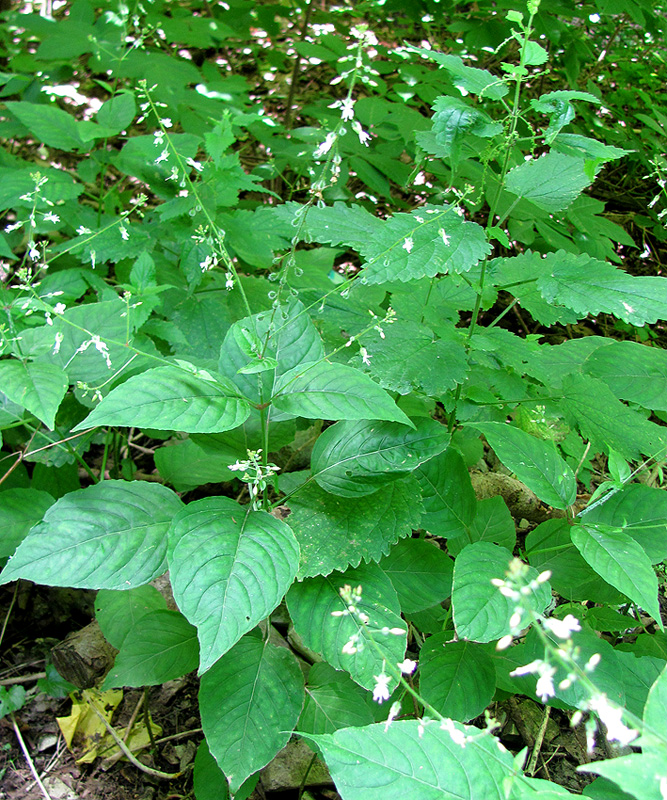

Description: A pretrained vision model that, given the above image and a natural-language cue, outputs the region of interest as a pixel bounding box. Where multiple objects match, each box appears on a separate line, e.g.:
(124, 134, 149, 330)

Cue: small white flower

(90, 249, 97, 269)
(360, 347, 371, 366)
(384, 701, 401, 731)
(439, 227, 450, 246)
(372, 672, 391, 703)
(352, 120, 371, 146)
(440, 718, 467, 747)
(397, 658, 417, 674)
(76, 226, 92, 235)
(588, 694, 638, 747)
(160, 117, 173, 128)
(45, 312, 53, 326)
(154, 129, 165, 147)
(186, 157, 203, 172)
(53, 302, 66, 315)
(225, 271, 234, 290)
(5, 221, 24, 233)
(43, 212, 60, 224)
(53, 331, 64, 355)
(28, 242, 40, 261)
(342, 638, 358, 655)
(536, 665, 557, 701)
(543, 614, 581, 640)
(314, 131, 337, 159)
(402, 236, 414, 253)
(119, 226, 129, 241)
(166, 166, 179, 181)
(155, 148, 170, 165)
(339, 97, 355, 121)
(496, 634, 513, 650)
(585, 653, 601, 672)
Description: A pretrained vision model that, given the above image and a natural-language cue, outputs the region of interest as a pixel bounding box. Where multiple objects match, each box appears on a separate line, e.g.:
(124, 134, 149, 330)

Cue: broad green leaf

(643, 663, 667, 749)
(103, 609, 199, 688)
(579, 753, 666, 800)
(359, 320, 468, 396)
(378, 538, 453, 614)
(537, 251, 667, 326)
(272, 361, 412, 426)
(415, 448, 477, 539)
(193, 740, 230, 800)
(0, 481, 182, 589)
(0, 686, 26, 719)
(0, 488, 54, 558)
(303, 720, 516, 800)
(410, 50, 509, 99)
(505, 153, 592, 212)
(6, 101, 85, 151)
(449, 496, 516, 557)
(96, 91, 136, 134)
(218, 298, 325, 404)
(286, 478, 423, 579)
(0, 361, 67, 430)
(552, 134, 630, 163)
(95, 586, 167, 649)
(582, 778, 636, 800)
(199, 633, 304, 793)
(583, 340, 667, 411)
(169, 497, 300, 673)
(615, 650, 665, 720)
(420, 636, 496, 722)
(582, 484, 667, 563)
(453, 543, 551, 642)
(286, 563, 406, 692)
(525, 520, 623, 605)
(311, 417, 449, 497)
(559, 373, 667, 461)
(571, 524, 662, 629)
(530, 91, 599, 143)
(75, 366, 252, 434)
(467, 422, 576, 509)
(299, 662, 374, 735)
(281, 201, 384, 252)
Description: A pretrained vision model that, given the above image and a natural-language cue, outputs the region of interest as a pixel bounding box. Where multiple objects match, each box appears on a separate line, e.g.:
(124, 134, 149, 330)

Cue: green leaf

(103, 609, 199, 688)
(583, 340, 667, 411)
(75, 366, 252, 434)
(95, 585, 168, 649)
(272, 361, 412, 426)
(615, 650, 665, 720)
(571, 524, 662, 629)
(0, 481, 182, 590)
(449, 496, 516, 557)
(311, 418, 449, 497)
(286, 563, 406, 692)
(169, 497, 300, 673)
(643, 664, 667, 750)
(378, 538, 453, 614)
(359, 320, 468, 396)
(96, 91, 136, 134)
(286, 478, 423, 579)
(299, 662, 374, 735)
(6, 101, 85, 151)
(453, 543, 551, 642)
(531, 90, 598, 142)
(0, 361, 67, 430)
(505, 153, 592, 212)
(467, 422, 576, 509)
(410, 49, 509, 99)
(415, 448, 477, 539)
(193, 740, 230, 800)
(559, 373, 667, 460)
(581, 484, 667, 564)
(420, 636, 496, 722)
(199, 633, 304, 793)
(579, 753, 666, 800)
(303, 720, 515, 800)
(537, 251, 667, 326)
(0, 488, 55, 558)
(0, 686, 26, 719)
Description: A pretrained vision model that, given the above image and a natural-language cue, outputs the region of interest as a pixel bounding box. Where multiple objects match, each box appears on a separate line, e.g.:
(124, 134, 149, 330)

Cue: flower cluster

(228, 449, 280, 510)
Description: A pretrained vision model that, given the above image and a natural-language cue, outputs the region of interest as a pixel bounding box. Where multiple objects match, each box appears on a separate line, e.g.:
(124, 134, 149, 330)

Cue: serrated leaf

(272, 361, 412, 426)
(286, 563, 406, 691)
(359, 320, 468, 396)
(572, 525, 662, 629)
(420, 636, 496, 722)
(467, 422, 576, 509)
(303, 720, 515, 800)
(410, 49, 509, 99)
(537, 251, 667, 326)
(311, 417, 449, 497)
(559, 373, 667, 460)
(0, 481, 182, 589)
(286, 477, 423, 579)
(0, 360, 67, 430)
(505, 153, 592, 212)
(95, 586, 167, 649)
(453, 543, 551, 642)
(299, 662, 374, 735)
(378, 538, 453, 614)
(531, 90, 598, 142)
(583, 340, 667, 412)
(75, 366, 251, 434)
(0, 488, 55, 558)
(199, 633, 304, 793)
(581, 485, 667, 564)
(6, 101, 85, 151)
(103, 609, 199, 688)
(415, 448, 477, 539)
(169, 497, 300, 673)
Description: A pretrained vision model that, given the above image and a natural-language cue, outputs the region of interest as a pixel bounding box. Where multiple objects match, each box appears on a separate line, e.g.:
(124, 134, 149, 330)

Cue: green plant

(0, 0, 666, 798)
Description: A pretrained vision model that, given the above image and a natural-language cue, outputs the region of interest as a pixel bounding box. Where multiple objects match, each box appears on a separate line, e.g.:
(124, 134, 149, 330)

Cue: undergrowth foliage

(0, 0, 667, 798)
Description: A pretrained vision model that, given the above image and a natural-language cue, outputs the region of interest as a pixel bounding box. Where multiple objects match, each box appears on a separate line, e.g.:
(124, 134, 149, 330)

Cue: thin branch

(11, 712, 54, 800)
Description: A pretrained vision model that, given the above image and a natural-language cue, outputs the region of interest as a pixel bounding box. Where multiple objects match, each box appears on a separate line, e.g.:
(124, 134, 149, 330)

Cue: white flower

(402, 236, 413, 253)
(5, 221, 24, 233)
(28, 242, 40, 261)
(154, 130, 165, 146)
(225, 271, 234, 290)
(155, 148, 169, 165)
(53, 331, 64, 355)
(543, 614, 581, 640)
(186, 157, 203, 172)
(43, 212, 60, 224)
(339, 97, 355, 121)
(372, 672, 391, 703)
(53, 303, 66, 315)
(76, 226, 92, 235)
(440, 718, 467, 747)
(166, 166, 179, 181)
(119, 226, 129, 241)
(352, 120, 371, 146)
(360, 347, 371, 366)
(535, 665, 556, 701)
(160, 117, 173, 128)
(588, 694, 638, 747)
(439, 228, 450, 246)
(496, 634, 514, 650)
(397, 658, 417, 674)
(314, 131, 337, 159)
(384, 701, 401, 731)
